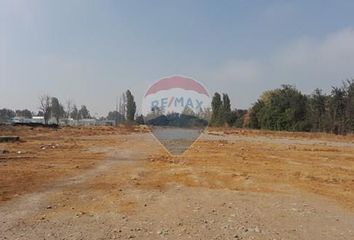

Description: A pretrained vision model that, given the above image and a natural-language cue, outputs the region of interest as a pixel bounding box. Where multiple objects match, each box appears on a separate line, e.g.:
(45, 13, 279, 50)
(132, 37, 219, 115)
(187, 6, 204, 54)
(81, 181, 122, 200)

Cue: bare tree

(119, 92, 127, 119)
(39, 95, 51, 124)
(71, 105, 79, 121)
(66, 99, 73, 119)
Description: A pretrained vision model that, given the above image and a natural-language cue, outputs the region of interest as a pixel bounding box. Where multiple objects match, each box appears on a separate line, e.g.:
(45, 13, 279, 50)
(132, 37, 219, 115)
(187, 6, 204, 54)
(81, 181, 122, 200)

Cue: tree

(136, 114, 145, 125)
(119, 92, 127, 119)
(344, 79, 354, 133)
(222, 93, 232, 125)
(237, 109, 248, 127)
(227, 109, 247, 127)
(0, 108, 15, 122)
(126, 90, 136, 122)
(71, 105, 79, 120)
(248, 85, 310, 131)
(66, 100, 73, 119)
(39, 95, 51, 124)
(246, 80, 354, 134)
(107, 111, 124, 123)
(79, 105, 90, 119)
(15, 109, 32, 118)
(51, 97, 65, 124)
(210, 92, 233, 126)
(330, 86, 346, 134)
(211, 92, 222, 126)
(309, 89, 327, 132)
(222, 94, 231, 113)
(226, 110, 237, 126)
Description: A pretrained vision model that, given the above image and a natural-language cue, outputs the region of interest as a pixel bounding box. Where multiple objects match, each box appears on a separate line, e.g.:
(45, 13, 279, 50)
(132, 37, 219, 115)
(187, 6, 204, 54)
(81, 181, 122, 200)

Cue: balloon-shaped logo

(142, 76, 211, 155)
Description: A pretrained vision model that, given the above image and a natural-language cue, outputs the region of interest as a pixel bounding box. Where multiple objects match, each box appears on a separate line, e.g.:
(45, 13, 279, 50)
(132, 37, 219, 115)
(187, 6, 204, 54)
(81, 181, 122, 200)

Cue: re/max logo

(151, 97, 203, 111)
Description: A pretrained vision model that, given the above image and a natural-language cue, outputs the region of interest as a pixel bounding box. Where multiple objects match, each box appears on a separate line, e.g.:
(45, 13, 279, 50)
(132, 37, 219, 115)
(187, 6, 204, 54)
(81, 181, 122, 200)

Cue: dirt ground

(1, 125, 354, 239)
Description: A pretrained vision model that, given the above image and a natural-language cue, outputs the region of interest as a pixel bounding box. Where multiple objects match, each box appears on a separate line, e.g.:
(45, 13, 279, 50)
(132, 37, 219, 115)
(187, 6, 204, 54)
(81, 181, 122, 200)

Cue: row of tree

(39, 95, 91, 124)
(1, 90, 138, 125)
(4, 81, 352, 133)
(247, 80, 354, 134)
(41, 89, 138, 125)
(0, 109, 33, 122)
(210, 93, 247, 127)
(105, 90, 137, 124)
(210, 79, 354, 134)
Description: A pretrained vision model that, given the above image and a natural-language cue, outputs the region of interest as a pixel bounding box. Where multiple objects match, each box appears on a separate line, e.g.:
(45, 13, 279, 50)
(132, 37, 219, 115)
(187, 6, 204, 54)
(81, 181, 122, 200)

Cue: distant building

(77, 118, 97, 126)
(11, 116, 34, 123)
(11, 117, 25, 123)
(59, 118, 75, 126)
(31, 116, 45, 124)
(9, 115, 112, 127)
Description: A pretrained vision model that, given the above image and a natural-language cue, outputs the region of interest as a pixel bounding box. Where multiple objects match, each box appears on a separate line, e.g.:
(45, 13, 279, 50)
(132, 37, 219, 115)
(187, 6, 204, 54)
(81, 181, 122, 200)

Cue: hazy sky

(1, 0, 354, 116)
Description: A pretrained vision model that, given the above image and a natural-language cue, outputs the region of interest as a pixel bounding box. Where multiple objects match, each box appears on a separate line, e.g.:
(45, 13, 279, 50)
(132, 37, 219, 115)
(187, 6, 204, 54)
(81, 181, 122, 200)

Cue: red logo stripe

(144, 76, 209, 97)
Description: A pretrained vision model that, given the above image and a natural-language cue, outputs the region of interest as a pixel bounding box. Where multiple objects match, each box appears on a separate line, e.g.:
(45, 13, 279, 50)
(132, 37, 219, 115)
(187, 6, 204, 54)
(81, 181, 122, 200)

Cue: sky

(1, 0, 354, 117)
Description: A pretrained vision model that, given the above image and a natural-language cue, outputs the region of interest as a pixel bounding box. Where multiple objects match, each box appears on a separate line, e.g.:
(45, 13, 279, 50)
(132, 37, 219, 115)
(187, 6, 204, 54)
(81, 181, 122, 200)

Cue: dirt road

(1, 127, 354, 239)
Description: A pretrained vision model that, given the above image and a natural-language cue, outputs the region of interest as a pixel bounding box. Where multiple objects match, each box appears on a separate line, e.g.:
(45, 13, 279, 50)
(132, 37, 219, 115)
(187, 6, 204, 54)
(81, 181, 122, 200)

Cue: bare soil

(1, 126, 354, 239)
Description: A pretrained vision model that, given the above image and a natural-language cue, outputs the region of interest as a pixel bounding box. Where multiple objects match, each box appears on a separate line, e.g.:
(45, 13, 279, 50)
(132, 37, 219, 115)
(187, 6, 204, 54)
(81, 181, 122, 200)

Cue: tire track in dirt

(0, 133, 159, 235)
(1, 131, 354, 239)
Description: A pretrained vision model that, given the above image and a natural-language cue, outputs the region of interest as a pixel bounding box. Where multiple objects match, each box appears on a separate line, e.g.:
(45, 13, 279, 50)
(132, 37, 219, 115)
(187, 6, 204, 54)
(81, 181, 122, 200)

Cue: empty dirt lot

(1, 126, 354, 239)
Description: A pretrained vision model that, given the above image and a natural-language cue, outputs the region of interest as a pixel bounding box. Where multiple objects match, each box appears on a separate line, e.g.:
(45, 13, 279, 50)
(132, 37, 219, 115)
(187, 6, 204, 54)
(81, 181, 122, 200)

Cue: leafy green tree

(107, 110, 125, 124)
(232, 109, 248, 128)
(211, 92, 222, 126)
(0, 108, 15, 122)
(247, 80, 354, 134)
(51, 97, 65, 124)
(222, 94, 231, 113)
(248, 100, 264, 129)
(226, 111, 237, 126)
(15, 109, 32, 118)
(248, 85, 310, 131)
(344, 79, 354, 133)
(79, 105, 90, 119)
(222, 93, 232, 125)
(329, 87, 346, 134)
(126, 90, 136, 122)
(308, 89, 327, 132)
